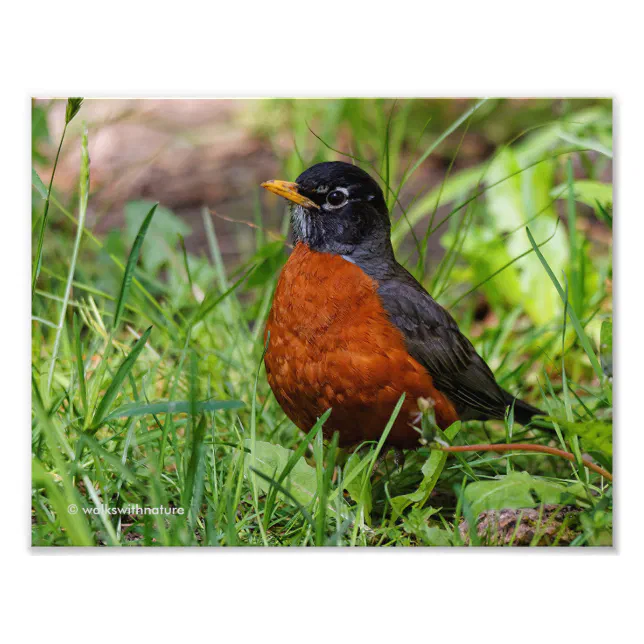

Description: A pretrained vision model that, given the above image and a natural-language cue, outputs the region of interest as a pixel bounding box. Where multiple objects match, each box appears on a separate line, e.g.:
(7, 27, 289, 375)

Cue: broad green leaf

(484, 148, 569, 325)
(440, 227, 523, 311)
(402, 507, 451, 546)
(557, 131, 613, 158)
(342, 451, 368, 504)
(390, 421, 461, 519)
(526, 227, 604, 380)
(422, 525, 452, 546)
(551, 180, 612, 213)
(244, 440, 318, 509)
(464, 471, 583, 517)
(103, 398, 244, 421)
(263, 411, 329, 528)
(557, 419, 613, 459)
(392, 105, 609, 247)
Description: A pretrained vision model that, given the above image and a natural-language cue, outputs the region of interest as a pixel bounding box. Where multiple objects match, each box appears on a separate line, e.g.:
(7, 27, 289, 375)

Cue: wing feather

(376, 267, 508, 420)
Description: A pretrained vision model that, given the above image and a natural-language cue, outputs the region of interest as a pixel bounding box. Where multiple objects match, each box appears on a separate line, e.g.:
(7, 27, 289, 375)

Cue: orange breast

(264, 243, 458, 449)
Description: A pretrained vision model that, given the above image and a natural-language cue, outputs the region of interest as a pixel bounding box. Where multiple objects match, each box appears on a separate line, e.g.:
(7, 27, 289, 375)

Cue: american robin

(261, 161, 543, 449)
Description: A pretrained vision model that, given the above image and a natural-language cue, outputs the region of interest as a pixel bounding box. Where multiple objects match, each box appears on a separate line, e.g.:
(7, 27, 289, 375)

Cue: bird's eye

(326, 189, 348, 207)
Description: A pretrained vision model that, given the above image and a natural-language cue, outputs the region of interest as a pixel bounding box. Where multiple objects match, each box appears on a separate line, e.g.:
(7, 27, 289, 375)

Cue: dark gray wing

(376, 266, 508, 420)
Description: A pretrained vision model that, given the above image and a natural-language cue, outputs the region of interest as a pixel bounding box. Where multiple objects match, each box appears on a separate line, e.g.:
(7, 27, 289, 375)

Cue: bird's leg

(371, 447, 391, 475)
(393, 447, 406, 472)
(415, 396, 441, 444)
(371, 446, 406, 475)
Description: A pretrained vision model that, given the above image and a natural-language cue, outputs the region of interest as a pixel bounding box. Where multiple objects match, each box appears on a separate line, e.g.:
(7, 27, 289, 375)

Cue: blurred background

(32, 98, 612, 337)
(31, 100, 609, 253)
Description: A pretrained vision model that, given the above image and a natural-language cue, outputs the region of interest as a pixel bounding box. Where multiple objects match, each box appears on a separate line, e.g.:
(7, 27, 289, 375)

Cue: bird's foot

(393, 447, 405, 472)
(413, 397, 441, 444)
(371, 446, 406, 475)
(372, 449, 389, 474)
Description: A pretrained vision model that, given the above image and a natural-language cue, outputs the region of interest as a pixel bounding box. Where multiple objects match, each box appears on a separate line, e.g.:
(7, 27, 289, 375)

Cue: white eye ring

(325, 187, 349, 209)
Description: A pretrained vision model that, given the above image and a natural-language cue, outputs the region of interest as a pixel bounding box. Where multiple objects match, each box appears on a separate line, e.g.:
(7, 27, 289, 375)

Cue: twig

(209, 209, 292, 248)
(436, 442, 612, 482)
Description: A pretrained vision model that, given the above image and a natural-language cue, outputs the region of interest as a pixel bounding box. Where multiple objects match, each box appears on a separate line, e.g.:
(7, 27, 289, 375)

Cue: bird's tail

(503, 392, 545, 426)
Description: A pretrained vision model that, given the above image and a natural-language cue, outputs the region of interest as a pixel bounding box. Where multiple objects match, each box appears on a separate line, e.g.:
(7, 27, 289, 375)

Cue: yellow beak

(260, 180, 320, 210)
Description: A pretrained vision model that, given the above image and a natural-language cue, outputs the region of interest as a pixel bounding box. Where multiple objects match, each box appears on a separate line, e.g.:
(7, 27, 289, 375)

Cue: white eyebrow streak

(313, 185, 329, 193)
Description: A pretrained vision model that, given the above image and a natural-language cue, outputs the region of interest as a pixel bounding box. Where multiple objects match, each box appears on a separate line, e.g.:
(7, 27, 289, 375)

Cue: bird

(260, 161, 544, 449)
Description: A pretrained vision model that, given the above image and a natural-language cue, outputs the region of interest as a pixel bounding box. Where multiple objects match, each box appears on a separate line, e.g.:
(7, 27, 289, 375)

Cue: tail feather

(503, 392, 545, 426)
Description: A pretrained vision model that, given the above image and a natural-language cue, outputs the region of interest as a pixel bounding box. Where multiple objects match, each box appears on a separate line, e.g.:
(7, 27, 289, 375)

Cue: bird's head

(261, 161, 392, 259)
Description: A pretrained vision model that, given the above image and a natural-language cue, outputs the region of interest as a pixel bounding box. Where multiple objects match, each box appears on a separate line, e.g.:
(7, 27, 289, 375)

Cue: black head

(261, 161, 393, 260)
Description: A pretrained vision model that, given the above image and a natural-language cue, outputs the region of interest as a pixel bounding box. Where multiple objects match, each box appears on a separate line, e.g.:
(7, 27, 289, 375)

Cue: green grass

(31, 98, 613, 546)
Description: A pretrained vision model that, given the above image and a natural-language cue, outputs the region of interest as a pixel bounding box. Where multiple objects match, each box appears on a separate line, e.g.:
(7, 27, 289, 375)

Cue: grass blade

(103, 399, 244, 421)
(402, 98, 487, 189)
(355, 394, 405, 525)
(32, 98, 83, 297)
(37, 189, 182, 339)
(566, 156, 583, 316)
(526, 227, 603, 380)
(90, 326, 152, 429)
(32, 459, 93, 546)
(263, 409, 330, 529)
(113, 203, 158, 330)
(73, 313, 88, 415)
(191, 264, 256, 327)
(182, 414, 207, 526)
(46, 123, 90, 392)
(249, 339, 270, 545)
(32, 385, 94, 546)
